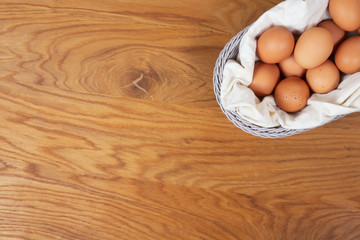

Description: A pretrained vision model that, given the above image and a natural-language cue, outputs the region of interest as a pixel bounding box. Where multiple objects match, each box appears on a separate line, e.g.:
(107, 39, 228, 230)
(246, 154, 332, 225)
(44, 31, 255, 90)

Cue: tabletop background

(1, 1, 360, 239)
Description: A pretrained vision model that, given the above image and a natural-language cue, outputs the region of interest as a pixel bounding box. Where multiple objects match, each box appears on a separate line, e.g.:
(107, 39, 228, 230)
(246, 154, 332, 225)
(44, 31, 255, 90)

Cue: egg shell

(249, 62, 280, 97)
(278, 55, 306, 78)
(329, 0, 360, 32)
(335, 36, 360, 74)
(317, 20, 345, 48)
(306, 60, 340, 94)
(294, 27, 334, 69)
(274, 77, 310, 113)
(257, 26, 295, 64)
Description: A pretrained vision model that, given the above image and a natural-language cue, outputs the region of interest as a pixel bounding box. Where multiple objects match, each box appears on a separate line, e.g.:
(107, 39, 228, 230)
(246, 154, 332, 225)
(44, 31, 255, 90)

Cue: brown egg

(335, 36, 360, 74)
(329, 0, 360, 32)
(257, 26, 295, 64)
(317, 20, 345, 48)
(274, 77, 310, 113)
(278, 55, 306, 78)
(294, 27, 333, 69)
(306, 60, 340, 94)
(249, 62, 280, 97)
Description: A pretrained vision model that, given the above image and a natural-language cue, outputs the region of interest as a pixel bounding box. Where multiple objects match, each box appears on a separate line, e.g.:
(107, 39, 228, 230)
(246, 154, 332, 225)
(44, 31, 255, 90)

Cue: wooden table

(1, 1, 359, 239)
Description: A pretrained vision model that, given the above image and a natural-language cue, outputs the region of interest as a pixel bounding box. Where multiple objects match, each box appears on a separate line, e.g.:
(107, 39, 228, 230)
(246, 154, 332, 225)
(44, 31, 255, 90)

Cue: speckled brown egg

(335, 36, 360, 74)
(274, 77, 310, 113)
(294, 27, 334, 69)
(257, 26, 295, 64)
(249, 61, 280, 97)
(306, 60, 340, 94)
(329, 0, 360, 32)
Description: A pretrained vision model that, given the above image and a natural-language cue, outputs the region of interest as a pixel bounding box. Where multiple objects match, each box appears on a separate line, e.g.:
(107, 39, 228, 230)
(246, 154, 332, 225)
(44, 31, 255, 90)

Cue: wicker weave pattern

(213, 27, 326, 138)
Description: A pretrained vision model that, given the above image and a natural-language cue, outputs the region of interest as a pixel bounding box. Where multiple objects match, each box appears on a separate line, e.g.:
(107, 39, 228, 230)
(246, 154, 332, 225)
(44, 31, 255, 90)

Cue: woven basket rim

(213, 27, 344, 138)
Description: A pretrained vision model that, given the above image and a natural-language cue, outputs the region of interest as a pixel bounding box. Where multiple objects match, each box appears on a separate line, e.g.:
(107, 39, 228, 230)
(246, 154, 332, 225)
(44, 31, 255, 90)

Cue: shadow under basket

(213, 27, 344, 138)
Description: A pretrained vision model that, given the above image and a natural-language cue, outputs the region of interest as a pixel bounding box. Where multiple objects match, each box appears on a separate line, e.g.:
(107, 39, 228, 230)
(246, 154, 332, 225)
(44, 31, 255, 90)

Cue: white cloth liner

(221, 0, 360, 129)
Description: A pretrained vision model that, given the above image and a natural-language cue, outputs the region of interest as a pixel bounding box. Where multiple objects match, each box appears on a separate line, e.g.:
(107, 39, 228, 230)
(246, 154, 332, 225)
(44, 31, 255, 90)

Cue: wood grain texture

(0, 0, 360, 239)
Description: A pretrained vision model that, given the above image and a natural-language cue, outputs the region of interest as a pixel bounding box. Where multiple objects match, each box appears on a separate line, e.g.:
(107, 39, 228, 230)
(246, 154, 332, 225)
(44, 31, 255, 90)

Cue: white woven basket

(213, 26, 345, 138)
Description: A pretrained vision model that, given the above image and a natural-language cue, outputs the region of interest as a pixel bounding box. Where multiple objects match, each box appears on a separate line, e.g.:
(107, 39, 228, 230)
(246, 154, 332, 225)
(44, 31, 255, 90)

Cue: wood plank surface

(0, 0, 360, 239)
